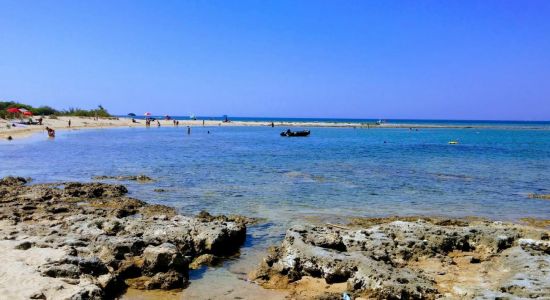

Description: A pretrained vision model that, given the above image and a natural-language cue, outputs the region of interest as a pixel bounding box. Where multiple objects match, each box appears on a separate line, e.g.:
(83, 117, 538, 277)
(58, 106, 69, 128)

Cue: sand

(0, 116, 140, 139)
(0, 221, 89, 300)
(4, 115, 540, 141)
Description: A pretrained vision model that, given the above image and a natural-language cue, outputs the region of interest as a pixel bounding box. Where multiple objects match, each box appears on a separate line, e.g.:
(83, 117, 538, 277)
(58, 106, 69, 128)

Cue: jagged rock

(193, 221, 246, 255)
(41, 263, 81, 279)
(145, 271, 187, 290)
(190, 254, 217, 269)
(142, 243, 187, 274)
(253, 218, 550, 299)
(78, 257, 109, 276)
(0, 176, 27, 186)
(0, 177, 248, 298)
(67, 284, 103, 300)
(63, 182, 128, 198)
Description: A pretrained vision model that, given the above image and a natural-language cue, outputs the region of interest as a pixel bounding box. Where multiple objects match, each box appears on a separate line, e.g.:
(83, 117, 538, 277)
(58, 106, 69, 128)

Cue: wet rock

(528, 193, 550, 200)
(63, 182, 128, 198)
(141, 204, 177, 218)
(92, 175, 154, 182)
(0, 176, 248, 297)
(0, 176, 27, 187)
(145, 271, 187, 290)
(143, 243, 187, 274)
(96, 273, 125, 297)
(196, 210, 257, 225)
(190, 254, 217, 269)
(193, 221, 246, 255)
(253, 218, 550, 299)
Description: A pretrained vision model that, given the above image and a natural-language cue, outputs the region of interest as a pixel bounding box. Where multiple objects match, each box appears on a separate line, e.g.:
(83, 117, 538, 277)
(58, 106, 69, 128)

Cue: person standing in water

(187, 126, 191, 134)
(45, 127, 55, 138)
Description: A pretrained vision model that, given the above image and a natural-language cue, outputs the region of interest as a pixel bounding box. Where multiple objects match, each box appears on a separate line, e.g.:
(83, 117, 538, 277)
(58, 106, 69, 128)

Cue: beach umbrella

(6, 107, 20, 113)
(128, 113, 136, 116)
(19, 108, 32, 116)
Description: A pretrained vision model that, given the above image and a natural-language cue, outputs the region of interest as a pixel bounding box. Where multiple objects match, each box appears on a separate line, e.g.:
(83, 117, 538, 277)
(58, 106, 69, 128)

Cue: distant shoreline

(1, 116, 549, 140)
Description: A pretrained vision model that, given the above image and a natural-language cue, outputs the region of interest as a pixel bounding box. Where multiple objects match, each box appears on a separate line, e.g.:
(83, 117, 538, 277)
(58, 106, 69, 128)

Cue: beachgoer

(202, 120, 205, 126)
(187, 126, 191, 134)
(38, 117, 43, 125)
(45, 127, 55, 138)
(157, 121, 161, 127)
(68, 120, 71, 127)
(7, 136, 13, 140)
(207, 131, 210, 134)
(271, 122, 274, 127)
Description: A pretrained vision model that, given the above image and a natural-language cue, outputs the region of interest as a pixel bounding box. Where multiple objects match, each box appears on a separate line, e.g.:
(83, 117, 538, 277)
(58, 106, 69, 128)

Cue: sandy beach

(2, 116, 547, 141)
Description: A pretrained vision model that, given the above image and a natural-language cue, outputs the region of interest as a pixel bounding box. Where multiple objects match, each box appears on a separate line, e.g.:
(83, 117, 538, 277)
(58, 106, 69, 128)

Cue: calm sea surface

(1, 124, 549, 296)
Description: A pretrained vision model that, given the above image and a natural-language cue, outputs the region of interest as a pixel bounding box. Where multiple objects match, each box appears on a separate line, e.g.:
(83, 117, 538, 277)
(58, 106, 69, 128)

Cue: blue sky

(1, 0, 549, 120)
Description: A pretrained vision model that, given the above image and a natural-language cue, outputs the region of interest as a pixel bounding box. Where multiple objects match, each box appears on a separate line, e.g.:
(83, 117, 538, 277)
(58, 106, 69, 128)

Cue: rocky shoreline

(0, 176, 248, 299)
(251, 217, 550, 299)
(1, 176, 549, 299)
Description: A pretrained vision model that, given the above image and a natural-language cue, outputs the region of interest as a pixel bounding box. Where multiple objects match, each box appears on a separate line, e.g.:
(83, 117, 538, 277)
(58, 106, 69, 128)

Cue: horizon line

(117, 115, 550, 123)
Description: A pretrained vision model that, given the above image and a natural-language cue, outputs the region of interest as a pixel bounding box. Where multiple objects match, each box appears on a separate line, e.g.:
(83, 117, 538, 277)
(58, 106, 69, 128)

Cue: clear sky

(1, 0, 549, 120)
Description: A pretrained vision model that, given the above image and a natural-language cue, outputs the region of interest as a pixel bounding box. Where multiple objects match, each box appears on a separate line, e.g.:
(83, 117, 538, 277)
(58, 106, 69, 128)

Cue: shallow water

(1, 125, 549, 297)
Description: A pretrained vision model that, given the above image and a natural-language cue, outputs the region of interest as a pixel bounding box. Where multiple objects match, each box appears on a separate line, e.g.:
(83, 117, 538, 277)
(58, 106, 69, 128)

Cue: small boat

(448, 140, 459, 144)
(280, 129, 310, 137)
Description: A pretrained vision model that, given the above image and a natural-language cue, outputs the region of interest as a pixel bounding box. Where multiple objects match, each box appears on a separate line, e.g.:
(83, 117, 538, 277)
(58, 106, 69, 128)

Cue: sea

(1, 118, 549, 298)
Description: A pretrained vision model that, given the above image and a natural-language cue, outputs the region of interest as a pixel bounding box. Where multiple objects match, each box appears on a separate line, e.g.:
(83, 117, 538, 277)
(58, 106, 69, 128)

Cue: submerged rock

(528, 193, 550, 200)
(0, 176, 27, 187)
(189, 254, 218, 269)
(92, 175, 154, 182)
(252, 217, 550, 299)
(0, 176, 248, 299)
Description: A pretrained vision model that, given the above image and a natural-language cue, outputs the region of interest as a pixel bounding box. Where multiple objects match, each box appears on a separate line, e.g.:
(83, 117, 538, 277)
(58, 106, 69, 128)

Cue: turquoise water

(2, 126, 549, 224)
(132, 115, 550, 129)
(2, 125, 549, 295)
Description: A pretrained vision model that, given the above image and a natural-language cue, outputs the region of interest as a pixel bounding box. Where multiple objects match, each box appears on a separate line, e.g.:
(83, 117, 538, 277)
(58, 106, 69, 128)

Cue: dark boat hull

(280, 130, 310, 137)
